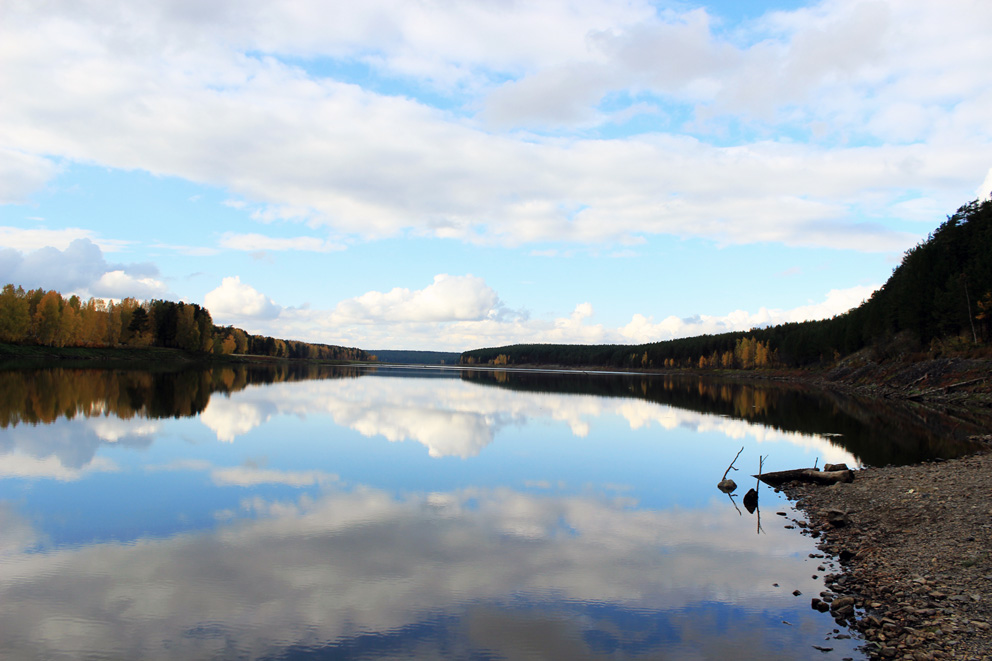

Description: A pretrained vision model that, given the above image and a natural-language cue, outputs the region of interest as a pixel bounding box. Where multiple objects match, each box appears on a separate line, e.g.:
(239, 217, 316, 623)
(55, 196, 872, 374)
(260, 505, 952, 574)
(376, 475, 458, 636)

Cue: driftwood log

(754, 468, 854, 487)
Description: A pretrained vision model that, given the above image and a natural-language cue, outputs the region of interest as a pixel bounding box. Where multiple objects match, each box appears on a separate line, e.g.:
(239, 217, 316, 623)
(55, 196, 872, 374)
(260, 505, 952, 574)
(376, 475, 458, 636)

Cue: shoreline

(3, 343, 990, 408)
(0, 343, 368, 370)
(781, 441, 992, 660)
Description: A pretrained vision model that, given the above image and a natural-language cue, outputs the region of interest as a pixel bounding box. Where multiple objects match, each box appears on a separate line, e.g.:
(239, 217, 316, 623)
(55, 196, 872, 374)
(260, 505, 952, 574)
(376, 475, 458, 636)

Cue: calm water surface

(0, 365, 987, 660)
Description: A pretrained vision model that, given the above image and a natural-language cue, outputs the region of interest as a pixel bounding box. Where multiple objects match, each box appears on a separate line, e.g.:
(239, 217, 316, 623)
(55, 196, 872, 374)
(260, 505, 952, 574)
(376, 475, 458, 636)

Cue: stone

(830, 596, 856, 611)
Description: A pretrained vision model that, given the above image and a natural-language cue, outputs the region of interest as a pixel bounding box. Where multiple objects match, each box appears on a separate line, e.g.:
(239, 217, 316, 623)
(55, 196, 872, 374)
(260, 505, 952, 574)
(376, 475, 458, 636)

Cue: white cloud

(333, 274, 500, 323)
(151, 243, 221, 257)
(619, 283, 879, 344)
(0, 1, 988, 250)
(0, 149, 59, 204)
(219, 232, 344, 253)
(0, 227, 126, 253)
(978, 167, 992, 201)
(0, 238, 168, 300)
(92, 270, 169, 299)
(204, 276, 282, 321)
(207, 275, 881, 351)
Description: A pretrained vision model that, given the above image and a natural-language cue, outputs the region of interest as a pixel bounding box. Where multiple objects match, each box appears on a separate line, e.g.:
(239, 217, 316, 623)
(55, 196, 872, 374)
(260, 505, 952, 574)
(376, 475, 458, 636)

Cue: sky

(1, 0, 991, 352)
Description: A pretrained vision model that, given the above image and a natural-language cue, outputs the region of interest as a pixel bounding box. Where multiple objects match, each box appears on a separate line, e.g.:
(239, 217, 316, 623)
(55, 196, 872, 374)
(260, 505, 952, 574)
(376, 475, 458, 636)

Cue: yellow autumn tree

(33, 291, 62, 346)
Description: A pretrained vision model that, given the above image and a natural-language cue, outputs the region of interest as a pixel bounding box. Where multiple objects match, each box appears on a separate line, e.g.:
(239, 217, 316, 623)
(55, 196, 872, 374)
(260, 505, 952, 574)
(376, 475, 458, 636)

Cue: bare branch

(723, 446, 744, 480)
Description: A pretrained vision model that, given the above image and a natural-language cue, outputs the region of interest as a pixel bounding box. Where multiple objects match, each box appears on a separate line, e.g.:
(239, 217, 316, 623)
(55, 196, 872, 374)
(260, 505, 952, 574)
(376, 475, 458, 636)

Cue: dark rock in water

(717, 478, 737, 493)
(743, 488, 758, 513)
(811, 598, 830, 612)
(823, 463, 849, 472)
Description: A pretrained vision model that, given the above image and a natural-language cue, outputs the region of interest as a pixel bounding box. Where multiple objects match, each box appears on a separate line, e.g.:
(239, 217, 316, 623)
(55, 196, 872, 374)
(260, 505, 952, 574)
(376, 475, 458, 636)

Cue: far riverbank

(0, 342, 369, 370)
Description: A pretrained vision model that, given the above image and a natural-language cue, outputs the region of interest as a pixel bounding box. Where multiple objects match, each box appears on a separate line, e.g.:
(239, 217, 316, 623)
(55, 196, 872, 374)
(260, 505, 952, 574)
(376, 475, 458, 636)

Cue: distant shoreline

(3, 343, 990, 408)
(0, 343, 367, 369)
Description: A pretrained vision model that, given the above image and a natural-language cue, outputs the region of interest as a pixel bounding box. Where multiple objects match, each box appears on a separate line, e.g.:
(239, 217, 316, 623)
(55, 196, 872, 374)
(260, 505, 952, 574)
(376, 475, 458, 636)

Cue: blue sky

(1, 0, 990, 351)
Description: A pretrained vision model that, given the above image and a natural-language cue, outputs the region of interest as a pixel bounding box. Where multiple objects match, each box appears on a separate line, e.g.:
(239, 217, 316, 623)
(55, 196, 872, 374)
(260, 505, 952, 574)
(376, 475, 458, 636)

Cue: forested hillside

(372, 349, 461, 365)
(461, 198, 992, 370)
(0, 288, 370, 362)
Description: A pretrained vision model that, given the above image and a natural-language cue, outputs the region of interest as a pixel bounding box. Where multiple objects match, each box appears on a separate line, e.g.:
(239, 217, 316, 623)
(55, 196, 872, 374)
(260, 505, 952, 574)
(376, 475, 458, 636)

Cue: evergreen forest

(461, 198, 992, 370)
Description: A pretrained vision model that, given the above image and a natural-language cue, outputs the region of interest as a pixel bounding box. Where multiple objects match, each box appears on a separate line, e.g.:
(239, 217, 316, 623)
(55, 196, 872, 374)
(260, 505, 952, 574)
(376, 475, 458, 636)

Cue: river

(0, 364, 987, 659)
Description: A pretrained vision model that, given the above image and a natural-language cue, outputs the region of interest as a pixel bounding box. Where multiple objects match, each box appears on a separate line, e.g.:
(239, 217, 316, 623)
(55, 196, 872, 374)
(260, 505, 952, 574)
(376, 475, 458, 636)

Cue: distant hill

(461, 198, 992, 370)
(372, 349, 462, 365)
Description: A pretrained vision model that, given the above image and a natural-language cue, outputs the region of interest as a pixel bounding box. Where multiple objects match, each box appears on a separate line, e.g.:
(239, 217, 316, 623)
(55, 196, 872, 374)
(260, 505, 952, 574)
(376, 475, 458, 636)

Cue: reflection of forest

(2, 365, 988, 466)
(0, 364, 366, 427)
(461, 370, 990, 466)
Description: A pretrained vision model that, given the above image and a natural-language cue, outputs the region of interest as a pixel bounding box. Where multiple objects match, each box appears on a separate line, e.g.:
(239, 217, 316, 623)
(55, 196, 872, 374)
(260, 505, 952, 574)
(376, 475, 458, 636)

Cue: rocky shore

(782, 439, 992, 660)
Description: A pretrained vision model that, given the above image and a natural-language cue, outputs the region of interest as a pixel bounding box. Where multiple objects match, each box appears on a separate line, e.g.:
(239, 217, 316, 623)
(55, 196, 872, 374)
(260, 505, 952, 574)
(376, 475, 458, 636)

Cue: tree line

(462, 197, 992, 370)
(0, 286, 371, 362)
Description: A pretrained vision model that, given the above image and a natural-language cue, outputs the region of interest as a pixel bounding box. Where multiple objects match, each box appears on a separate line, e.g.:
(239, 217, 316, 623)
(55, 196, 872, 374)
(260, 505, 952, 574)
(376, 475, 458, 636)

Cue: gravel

(782, 438, 992, 661)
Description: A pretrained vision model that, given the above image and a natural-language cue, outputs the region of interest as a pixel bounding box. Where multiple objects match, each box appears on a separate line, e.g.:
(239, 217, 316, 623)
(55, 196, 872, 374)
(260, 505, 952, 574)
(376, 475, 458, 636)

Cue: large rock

(717, 478, 737, 493)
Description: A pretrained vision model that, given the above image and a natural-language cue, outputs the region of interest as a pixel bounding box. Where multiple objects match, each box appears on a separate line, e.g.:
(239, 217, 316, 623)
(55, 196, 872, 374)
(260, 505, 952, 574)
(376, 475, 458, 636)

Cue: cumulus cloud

(204, 276, 282, 321)
(0, 1, 987, 250)
(0, 238, 168, 299)
(208, 274, 880, 351)
(219, 274, 877, 350)
(92, 270, 170, 300)
(333, 274, 500, 323)
(619, 284, 879, 344)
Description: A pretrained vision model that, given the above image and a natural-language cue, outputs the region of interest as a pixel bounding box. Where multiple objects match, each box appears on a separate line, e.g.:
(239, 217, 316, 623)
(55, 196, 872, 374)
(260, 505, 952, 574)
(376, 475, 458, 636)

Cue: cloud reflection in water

(198, 376, 857, 465)
(0, 483, 855, 659)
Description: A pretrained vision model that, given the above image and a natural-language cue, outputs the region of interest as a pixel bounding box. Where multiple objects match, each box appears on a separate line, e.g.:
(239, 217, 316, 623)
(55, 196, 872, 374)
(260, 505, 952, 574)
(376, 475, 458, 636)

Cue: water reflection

(1, 365, 986, 469)
(0, 484, 854, 660)
(0, 364, 364, 426)
(0, 365, 923, 658)
(3, 365, 990, 658)
(460, 369, 989, 465)
(195, 375, 862, 467)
